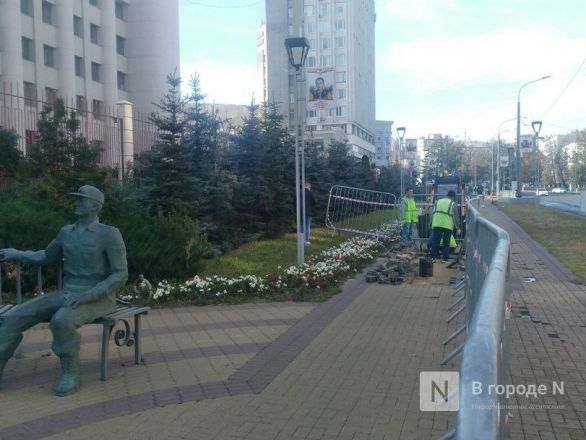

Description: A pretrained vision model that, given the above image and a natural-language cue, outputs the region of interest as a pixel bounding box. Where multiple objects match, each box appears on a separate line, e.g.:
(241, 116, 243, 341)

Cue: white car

(536, 188, 549, 196)
(551, 187, 566, 194)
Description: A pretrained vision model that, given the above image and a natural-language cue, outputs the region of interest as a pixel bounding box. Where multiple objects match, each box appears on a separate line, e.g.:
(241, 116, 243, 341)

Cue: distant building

(202, 103, 250, 130)
(262, 0, 376, 159)
(374, 120, 393, 167)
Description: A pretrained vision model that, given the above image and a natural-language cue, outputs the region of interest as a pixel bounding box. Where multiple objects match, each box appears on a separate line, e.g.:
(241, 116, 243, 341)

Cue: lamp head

(284, 37, 310, 71)
(396, 126, 406, 140)
(531, 120, 543, 136)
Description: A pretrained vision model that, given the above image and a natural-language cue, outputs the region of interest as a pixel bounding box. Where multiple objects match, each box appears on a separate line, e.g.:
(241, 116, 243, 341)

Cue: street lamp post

(285, 37, 310, 267)
(532, 120, 543, 187)
(515, 75, 551, 197)
(396, 127, 406, 197)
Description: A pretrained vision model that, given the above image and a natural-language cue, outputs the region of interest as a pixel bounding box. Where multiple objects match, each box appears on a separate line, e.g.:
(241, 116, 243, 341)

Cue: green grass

(199, 226, 352, 277)
(498, 202, 586, 284)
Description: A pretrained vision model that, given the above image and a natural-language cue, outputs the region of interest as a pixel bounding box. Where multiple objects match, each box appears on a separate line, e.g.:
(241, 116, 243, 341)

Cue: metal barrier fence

(440, 198, 511, 440)
(325, 185, 398, 238)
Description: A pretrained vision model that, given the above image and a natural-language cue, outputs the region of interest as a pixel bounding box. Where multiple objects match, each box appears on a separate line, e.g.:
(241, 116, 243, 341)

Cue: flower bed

(123, 235, 384, 305)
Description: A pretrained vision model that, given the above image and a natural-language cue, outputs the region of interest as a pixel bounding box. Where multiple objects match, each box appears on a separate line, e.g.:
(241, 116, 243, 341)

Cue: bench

(0, 299, 149, 381)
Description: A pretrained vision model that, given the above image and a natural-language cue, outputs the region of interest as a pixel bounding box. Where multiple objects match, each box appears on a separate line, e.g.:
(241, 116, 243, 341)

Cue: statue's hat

(69, 185, 104, 206)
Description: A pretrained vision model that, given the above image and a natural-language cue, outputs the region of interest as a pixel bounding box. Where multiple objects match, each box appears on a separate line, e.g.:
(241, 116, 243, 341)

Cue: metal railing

(0, 263, 62, 305)
(441, 198, 511, 439)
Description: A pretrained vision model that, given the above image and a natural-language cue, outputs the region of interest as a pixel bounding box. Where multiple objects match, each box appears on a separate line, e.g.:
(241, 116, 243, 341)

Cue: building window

(92, 99, 104, 117)
(117, 71, 126, 91)
(335, 71, 346, 82)
(321, 38, 329, 49)
(319, 3, 330, 16)
(306, 55, 316, 68)
(304, 22, 314, 34)
(89, 0, 99, 7)
(337, 88, 346, 99)
(304, 5, 314, 16)
(45, 87, 58, 108)
(76, 95, 87, 114)
(320, 55, 330, 66)
(73, 15, 83, 37)
(90, 23, 100, 45)
(42, 1, 53, 25)
(91, 62, 101, 82)
(335, 54, 346, 66)
(116, 36, 125, 55)
(23, 82, 37, 107)
(288, 25, 293, 36)
(287, 6, 293, 19)
(22, 37, 34, 61)
(319, 21, 330, 32)
(20, 0, 33, 16)
(115, 1, 125, 20)
(43, 45, 56, 68)
(75, 56, 84, 77)
(335, 36, 345, 48)
(335, 19, 346, 30)
(336, 3, 345, 14)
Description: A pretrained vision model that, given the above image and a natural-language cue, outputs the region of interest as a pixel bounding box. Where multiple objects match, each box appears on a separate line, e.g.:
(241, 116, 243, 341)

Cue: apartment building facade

(262, 0, 376, 159)
(0, 0, 179, 114)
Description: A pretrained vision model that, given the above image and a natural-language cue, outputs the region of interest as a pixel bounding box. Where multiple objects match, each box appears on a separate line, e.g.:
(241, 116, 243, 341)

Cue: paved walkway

(0, 202, 585, 439)
(479, 202, 586, 440)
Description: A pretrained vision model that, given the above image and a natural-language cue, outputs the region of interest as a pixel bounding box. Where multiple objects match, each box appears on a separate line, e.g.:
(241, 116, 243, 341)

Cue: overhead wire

(540, 57, 586, 118)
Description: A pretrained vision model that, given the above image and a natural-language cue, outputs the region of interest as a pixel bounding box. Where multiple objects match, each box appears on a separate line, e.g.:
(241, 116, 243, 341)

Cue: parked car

(551, 187, 567, 193)
(536, 188, 549, 196)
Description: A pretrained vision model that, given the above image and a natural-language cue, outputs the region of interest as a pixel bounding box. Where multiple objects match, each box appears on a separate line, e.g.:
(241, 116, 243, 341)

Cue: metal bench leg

(100, 324, 114, 381)
(134, 314, 142, 365)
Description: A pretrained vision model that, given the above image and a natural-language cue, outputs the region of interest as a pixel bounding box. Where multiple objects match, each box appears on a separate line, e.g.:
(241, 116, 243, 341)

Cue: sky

(179, 0, 586, 142)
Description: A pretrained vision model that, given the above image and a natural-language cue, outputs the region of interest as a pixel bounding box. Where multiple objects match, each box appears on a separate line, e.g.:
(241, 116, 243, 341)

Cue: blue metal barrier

(456, 198, 511, 439)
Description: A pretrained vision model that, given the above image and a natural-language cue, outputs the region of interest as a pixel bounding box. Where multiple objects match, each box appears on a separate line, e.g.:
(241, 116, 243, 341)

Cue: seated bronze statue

(0, 185, 128, 396)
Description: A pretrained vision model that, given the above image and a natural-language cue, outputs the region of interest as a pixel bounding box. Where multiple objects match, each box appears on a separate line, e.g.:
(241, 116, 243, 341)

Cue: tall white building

(374, 120, 393, 166)
(262, 0, 376, 159)
(0, 0, 179, 114)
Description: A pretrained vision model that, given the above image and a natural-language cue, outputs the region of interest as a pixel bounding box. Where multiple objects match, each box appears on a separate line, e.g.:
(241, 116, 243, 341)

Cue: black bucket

(419, 257, 434, 277)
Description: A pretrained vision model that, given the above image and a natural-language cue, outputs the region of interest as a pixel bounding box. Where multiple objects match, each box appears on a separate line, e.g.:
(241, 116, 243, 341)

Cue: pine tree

(139, 72, 198, 216)
(28, 99, 105, 191)
(258, 102, 295, 237)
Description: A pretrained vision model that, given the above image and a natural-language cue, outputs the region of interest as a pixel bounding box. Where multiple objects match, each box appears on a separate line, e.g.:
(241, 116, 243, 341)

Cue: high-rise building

(262, 0, 376, 159)
(0, 0, 179, 113)
(374, 120, 393, 167)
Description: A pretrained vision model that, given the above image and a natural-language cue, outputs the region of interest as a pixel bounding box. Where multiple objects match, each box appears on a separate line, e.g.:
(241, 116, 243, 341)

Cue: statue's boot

(54, 356, 80, 397)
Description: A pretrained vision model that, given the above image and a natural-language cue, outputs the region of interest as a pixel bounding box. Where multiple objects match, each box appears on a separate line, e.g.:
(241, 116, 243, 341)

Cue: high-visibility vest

(432, 198, 454, 230)
(403, 197, 417, 223)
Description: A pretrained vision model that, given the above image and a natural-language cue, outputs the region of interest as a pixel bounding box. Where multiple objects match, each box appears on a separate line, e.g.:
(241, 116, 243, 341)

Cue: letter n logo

(420, 372, 459, 411)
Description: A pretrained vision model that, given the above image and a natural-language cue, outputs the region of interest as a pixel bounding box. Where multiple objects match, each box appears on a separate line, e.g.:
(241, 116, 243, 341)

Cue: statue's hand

(0, 248, 20, 262)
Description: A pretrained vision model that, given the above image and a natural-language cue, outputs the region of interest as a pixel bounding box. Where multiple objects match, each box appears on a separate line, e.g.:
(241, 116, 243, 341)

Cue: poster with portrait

(403, 138, 418, 160)
(499, 155, 509, 168)
(519, 135, 534, 155)
(307, 68, 336, 110)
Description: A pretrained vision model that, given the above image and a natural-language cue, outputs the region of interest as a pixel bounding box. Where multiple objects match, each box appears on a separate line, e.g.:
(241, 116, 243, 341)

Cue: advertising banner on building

(519, 134, 534, 155)
(307, 68, 336, 110)
(403, 138, 418, 160)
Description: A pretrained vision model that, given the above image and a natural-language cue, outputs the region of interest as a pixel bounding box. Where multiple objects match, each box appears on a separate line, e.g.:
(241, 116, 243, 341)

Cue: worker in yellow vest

(430, 190, 461, 261)
(400, 188, 418, 243)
